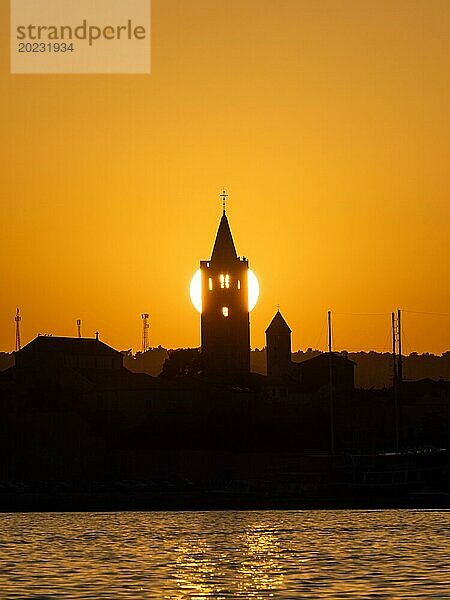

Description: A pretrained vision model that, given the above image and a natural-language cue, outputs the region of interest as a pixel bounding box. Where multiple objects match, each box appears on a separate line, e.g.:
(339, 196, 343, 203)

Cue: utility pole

(141, 313, 149, 353)
(391, 312, 397, 381)
(15, 308, 21, 352)
(76, 319, 82, 338)
(396, 308, 403, 451)
(328, 310, 335, 455)
(392, 312, 399, 452)
(397, 309, 403, 382)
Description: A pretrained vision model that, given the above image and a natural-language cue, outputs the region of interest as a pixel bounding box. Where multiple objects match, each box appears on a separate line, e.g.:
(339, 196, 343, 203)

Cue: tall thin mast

(328, 310, 335, 455)
(15, 308, 21, 352)
(141, 313, 150, 353)
(391, 312, 397, 379)
(392, 312, 399, 452)
(397, 309, 403, 382)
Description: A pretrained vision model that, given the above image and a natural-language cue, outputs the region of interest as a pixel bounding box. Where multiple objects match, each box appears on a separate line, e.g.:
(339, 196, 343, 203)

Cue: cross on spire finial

(220, 189, 228, 214)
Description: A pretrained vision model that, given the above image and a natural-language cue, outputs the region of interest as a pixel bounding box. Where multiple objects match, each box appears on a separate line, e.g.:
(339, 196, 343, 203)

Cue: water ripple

(0, 510, 449, 599)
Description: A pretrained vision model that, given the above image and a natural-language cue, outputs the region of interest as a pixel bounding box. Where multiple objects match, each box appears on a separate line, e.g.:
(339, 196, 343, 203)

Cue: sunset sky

(1, 0, 449, 354)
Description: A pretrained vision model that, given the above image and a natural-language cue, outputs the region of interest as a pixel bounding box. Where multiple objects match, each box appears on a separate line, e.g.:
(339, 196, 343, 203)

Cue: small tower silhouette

(200, 192, 250, 377)
(141, 313, 149, 353)
(76, 319, 82, 338)
(15, 308, 21, 352)
(265, 309, 292, 377)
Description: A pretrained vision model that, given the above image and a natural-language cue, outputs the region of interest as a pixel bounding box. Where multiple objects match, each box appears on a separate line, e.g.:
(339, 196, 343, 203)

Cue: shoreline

(1, 489, 449, 512)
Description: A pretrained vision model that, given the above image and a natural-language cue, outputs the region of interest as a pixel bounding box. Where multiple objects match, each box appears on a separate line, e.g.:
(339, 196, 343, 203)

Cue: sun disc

(190, 268, 259, 313)
(248, 269, 259, 311)
(189, 269, 202, 313)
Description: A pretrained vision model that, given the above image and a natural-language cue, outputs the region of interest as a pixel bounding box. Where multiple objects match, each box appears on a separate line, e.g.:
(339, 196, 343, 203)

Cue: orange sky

(1, 0, 449, 354)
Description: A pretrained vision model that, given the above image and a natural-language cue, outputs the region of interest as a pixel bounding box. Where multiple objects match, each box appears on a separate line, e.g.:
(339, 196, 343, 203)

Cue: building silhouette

(265, 310, 292, 377)
(266, 309, 356, 392)
(1, 311, 449, 501)
(15, 335, 123, 372)
(200, 205, 250, 377)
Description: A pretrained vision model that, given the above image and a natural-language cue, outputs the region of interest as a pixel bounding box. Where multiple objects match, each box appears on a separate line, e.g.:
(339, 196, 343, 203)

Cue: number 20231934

(18, 42, 75, 53)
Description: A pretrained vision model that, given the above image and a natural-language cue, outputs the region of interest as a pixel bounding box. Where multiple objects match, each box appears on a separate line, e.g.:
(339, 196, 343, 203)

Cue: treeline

(1, 347, 449, 389)
(0, 353, 14, 372)
(252, 348, 450, 388)
(121, 346, 169, 377)
(122, 347, 450, 388)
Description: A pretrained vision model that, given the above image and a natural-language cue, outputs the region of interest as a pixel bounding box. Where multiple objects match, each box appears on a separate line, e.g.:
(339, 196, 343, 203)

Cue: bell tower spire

(210, 194, 238, 264)
(199, 196, 250, 378)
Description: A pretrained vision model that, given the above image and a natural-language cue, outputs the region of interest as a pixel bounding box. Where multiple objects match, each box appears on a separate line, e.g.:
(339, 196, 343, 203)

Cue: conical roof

(210, 212, 238, 263)
(265, 310, 292, 334)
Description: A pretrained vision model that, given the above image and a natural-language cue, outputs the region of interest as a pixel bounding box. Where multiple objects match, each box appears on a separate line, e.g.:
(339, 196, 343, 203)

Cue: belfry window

(222, 306, 229, 317)
(208, 277, 213, 291)
(220, 274, 230, 288)
(237, 280, 241, 290)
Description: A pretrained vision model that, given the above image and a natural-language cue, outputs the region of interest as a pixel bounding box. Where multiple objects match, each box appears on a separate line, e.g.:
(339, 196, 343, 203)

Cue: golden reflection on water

(1, 510, 450, 599)
(238, 525, 284, 596)
(172, 516, 285, 599)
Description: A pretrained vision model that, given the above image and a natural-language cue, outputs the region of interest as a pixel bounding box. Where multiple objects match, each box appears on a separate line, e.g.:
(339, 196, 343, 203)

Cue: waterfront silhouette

(0, 206, 449, 510)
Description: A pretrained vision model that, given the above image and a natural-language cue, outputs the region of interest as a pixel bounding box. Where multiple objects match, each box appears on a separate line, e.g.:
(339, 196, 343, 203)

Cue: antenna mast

(391, 312, 397, 381)
(15, 308, 21, 352)
(141, 313, 150, 353)
(327, 310, 335, 455)
(397, 309, 403, 382)
(392, 312, 399, 452)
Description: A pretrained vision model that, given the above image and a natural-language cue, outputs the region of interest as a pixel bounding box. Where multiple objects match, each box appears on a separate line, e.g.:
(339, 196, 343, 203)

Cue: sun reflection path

(170, 513, 285, 599)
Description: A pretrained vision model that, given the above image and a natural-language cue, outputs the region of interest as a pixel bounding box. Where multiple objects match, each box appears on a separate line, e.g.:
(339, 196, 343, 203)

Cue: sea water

(0, 510, 449, 599)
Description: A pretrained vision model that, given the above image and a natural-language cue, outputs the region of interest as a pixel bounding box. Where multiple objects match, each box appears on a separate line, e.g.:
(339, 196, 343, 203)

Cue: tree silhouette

(159, 348, 202, 379)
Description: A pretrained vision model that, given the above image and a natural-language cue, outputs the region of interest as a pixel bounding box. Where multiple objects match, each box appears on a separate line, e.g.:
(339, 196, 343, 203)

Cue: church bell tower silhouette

(200, 192, 250, 377)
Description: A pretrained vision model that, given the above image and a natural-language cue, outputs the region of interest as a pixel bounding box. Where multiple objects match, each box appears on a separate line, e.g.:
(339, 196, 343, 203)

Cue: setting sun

(190, 268, 259, 314)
